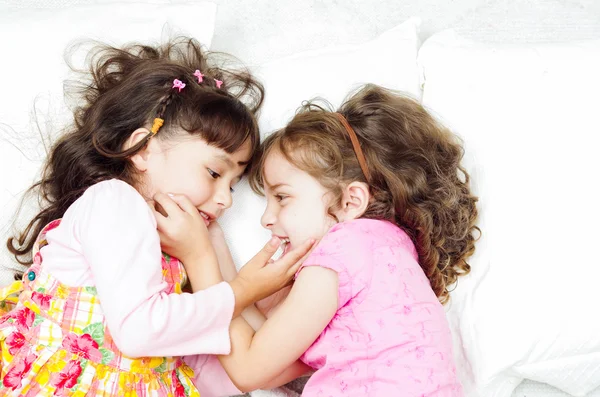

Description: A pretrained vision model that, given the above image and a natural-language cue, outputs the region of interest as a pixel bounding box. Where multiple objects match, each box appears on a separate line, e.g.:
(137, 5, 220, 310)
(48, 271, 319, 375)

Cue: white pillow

(218, 17, 422, 269)
(0, 1, 217, 285)
(418, 29, 600, 397)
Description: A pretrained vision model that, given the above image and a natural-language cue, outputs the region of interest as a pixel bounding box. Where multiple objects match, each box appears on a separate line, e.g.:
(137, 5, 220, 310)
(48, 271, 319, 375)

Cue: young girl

(0, 37, 311, 396)
(167, 84, 479, 395)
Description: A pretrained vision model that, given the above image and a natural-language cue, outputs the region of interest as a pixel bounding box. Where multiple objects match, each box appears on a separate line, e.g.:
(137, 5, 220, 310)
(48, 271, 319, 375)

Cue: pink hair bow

(172, 79, 186, 92)
(194, 70, 204, 83)
(214, 79, 223, 89)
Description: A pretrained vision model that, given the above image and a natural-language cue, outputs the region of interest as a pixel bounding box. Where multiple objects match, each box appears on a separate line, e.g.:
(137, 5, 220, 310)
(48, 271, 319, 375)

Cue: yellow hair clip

(151, 118, 164, 135)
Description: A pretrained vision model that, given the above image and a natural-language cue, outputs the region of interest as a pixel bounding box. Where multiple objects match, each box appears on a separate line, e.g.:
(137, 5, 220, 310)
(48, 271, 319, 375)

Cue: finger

(274, 238, 315, 270)
(169, 194, 201, 218)
(147, 200, 169, 230)
(157, 230, 167, 246)
(153, 192, 182, 218)
(248, 237, 282, 269)
(156, 231, 174, 256)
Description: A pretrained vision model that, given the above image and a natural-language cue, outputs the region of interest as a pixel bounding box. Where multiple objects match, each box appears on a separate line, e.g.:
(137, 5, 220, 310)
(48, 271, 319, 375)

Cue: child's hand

(151, 192, 211, 264)
(229, 237, 316, 314)
(207, 221, 226, 243)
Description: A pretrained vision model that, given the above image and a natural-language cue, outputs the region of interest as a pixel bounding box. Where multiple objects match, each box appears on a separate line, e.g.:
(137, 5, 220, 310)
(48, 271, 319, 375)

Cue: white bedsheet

(1, 1, 598, 396)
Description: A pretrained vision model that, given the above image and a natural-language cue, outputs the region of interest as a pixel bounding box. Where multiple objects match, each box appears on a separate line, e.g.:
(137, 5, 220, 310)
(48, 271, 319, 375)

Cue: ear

(125, 128, 155, 172)
(337, 181, 370, 221)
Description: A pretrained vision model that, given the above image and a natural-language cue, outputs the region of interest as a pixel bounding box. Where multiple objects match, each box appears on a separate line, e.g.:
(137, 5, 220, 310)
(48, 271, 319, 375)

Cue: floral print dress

(0, 220, 199, 397)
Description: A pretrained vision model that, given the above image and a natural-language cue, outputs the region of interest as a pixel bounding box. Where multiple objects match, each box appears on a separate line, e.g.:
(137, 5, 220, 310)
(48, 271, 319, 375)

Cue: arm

(152, 195, 222, 292)
(182, 245, 221, 292)
(207, 223, 268, 330)
(79, 181, 234, 358)
(218, 266, 338, 392)
(260, 361, 313, 390)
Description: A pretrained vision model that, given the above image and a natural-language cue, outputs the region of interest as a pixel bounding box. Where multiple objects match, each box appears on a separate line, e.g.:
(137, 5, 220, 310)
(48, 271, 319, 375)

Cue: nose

(261, 204, 276, 230)
(214, 182, 233, 210)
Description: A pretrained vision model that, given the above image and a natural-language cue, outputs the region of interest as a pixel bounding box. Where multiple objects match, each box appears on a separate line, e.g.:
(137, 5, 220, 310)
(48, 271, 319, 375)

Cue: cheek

(287, 203, 330, 240)
(177, 174, 213, 204)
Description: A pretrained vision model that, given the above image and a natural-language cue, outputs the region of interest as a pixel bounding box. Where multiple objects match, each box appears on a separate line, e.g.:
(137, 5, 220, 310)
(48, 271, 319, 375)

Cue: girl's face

(140, 135, 252, 226)
(261, 150, 337, 255)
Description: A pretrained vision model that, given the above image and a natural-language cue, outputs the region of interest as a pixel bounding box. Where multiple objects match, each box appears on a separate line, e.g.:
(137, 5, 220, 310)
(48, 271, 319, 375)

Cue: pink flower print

(31, 292, 51, 310)
(5, 331, 26, 355)
(403, 305, 412, 315)
(377, 318, 385, 328)
(387, 263, 397, 273)
(14, 307, 35, 331)
(3, 352, 36, 390)
(62, 333, 102, 362)
(51, 360, 82, 395)
(172, 371, 186, 397)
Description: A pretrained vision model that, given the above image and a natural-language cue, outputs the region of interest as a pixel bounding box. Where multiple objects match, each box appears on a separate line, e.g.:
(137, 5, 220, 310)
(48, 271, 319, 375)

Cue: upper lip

(272, 234, 290, 241)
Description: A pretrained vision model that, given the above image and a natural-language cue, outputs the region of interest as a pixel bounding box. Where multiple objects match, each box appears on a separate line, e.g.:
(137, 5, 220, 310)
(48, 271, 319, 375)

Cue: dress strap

(32, 219, 62, 262)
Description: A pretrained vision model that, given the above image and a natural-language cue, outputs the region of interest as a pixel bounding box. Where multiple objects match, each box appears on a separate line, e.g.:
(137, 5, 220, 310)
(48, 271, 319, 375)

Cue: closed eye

(208, 169, 220, 179)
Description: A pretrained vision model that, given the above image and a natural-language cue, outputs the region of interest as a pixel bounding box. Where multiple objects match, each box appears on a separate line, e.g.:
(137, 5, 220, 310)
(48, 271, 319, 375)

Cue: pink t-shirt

(298, 219, 462, 397)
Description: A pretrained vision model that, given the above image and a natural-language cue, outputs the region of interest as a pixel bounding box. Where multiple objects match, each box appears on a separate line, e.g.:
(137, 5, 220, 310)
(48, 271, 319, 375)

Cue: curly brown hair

(8, 37, 264, 268)
(250, 85, 479, 304)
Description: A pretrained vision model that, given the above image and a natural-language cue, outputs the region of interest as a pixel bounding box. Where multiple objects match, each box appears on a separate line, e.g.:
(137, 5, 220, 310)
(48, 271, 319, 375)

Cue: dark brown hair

(8, 37, 264, 267)
(250, 85, 479, 304)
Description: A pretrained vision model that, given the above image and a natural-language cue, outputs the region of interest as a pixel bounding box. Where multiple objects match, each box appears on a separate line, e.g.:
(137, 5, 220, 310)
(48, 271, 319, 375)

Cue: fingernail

(269, 237, 280, 247)
(167, 193, 174, 197)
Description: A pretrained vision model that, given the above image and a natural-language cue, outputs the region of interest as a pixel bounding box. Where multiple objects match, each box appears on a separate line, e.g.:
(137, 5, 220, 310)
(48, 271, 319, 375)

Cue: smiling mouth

(199, 211, 214, 226)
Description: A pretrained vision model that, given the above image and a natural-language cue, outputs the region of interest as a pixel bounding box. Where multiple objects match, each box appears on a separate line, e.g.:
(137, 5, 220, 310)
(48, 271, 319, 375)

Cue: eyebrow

(266, 182, 290, 191)
(216, 153, 249, 167)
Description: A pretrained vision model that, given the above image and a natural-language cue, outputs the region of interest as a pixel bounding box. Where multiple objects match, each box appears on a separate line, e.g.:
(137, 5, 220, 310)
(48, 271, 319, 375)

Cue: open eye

(275, 194, 288, 203)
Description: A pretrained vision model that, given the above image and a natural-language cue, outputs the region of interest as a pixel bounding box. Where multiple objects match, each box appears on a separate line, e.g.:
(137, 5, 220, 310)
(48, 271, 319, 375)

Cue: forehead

(228, 139, 253, 164)
(263, 149, 316, 190)
(170, 137, 252, 168)
(264, 150, 294, 181)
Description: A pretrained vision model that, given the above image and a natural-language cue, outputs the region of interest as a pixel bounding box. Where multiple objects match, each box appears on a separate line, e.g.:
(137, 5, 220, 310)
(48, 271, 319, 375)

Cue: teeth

(200, 212, 209, 220)
(272, 238, 290, 260)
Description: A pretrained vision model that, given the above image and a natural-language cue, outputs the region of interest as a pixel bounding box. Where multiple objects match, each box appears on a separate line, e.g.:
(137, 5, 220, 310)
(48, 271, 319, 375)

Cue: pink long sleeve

(42, 179, 234, 358)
